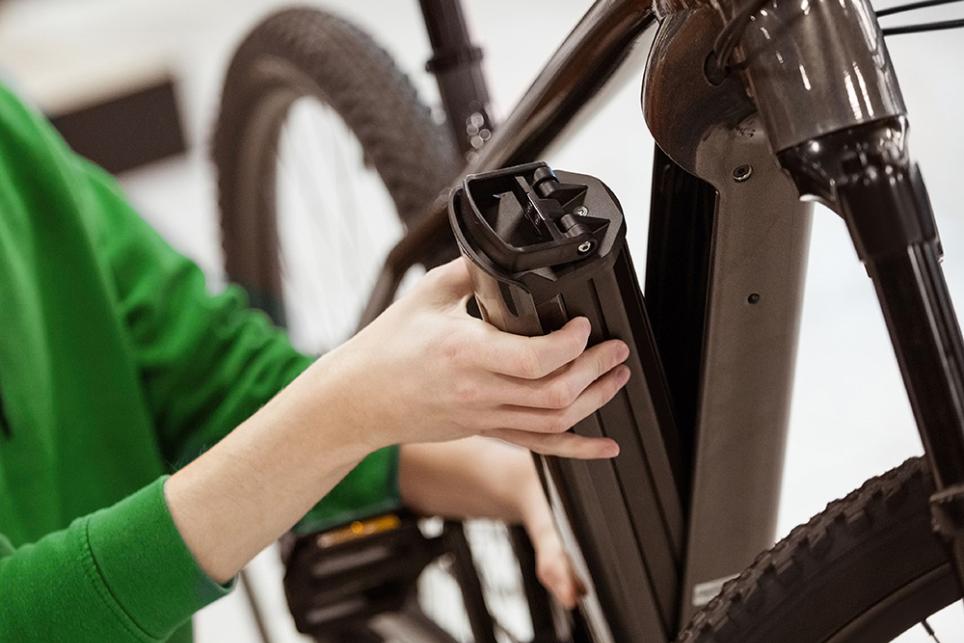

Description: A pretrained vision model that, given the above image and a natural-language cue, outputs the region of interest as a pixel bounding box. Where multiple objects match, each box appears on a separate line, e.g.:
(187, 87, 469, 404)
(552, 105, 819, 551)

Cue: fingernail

(618, 365, 632, 383)
(616, 342, 630, 362)
(604, 440, 620, 458)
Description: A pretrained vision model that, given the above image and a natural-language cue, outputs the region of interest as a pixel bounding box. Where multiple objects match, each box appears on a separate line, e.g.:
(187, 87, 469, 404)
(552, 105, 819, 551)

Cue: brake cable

(881, 17, 964, 35)
(707, 0, 964, 81)
(877, 0, 961, 17)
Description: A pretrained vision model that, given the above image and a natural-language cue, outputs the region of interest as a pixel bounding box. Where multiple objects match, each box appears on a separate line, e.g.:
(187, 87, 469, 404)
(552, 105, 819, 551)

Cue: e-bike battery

(449, 162, 684, 641)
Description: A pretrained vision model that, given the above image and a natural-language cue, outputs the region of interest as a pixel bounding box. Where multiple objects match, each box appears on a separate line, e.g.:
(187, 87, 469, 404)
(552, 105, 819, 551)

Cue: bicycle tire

(213, 6, 459, 322)
(211, 9, 545, 643)
(676, 456, 959, 642)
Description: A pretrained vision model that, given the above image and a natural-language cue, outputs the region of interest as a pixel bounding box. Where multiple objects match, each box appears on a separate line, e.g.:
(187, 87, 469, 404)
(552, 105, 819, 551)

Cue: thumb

(422, 257, 475, 306)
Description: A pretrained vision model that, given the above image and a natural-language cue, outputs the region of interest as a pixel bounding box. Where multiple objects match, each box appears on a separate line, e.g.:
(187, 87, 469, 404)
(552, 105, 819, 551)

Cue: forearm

(165, 257, 624, 590)
(164, 356, 372, 584)
(399, 438, 584, 607)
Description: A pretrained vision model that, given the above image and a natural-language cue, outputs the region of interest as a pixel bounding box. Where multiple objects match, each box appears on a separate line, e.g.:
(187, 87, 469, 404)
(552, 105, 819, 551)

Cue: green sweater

(0, 84, 399, 642)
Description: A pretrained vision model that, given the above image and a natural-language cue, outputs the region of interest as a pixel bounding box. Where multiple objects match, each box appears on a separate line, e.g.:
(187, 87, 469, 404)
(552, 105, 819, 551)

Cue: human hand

(399, 438, 587, 608)
(512, 455, 585, 609)
(527, 513, 585, 609)
(317, 257, 630, 457)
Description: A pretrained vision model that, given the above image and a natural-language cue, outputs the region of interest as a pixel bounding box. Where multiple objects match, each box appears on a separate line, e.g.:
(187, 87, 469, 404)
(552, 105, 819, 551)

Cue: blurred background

(0, 0, 961, 641)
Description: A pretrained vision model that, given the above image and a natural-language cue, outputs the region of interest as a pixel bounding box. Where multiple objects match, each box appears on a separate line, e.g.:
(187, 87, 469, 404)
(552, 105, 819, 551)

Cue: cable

(706, 0, 772, 83)
(876, 0, 963, 18)
(239, 569, 275, 643)
(707, 0, 962, 81)
(882, 17, 964, 33)
(877, 0, 964, 38)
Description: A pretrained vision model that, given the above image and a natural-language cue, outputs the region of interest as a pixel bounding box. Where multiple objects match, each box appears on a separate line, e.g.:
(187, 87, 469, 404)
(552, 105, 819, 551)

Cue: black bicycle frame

(355, 0, 964, 640)
(418, 0, 494, 156)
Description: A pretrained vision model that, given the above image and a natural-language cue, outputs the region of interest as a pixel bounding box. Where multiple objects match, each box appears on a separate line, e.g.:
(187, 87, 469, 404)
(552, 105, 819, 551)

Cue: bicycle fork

(780, 117, 964, 589)
(650, 0, 964, 598)
(726, 0, 964, 591)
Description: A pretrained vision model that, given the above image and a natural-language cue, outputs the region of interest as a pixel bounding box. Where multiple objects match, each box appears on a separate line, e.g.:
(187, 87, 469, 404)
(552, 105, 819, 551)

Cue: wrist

(521, 493, 554, 539)
(511, 457, 555, 537)
(275, 354, 380, 469)
(305, 344, 396, 460)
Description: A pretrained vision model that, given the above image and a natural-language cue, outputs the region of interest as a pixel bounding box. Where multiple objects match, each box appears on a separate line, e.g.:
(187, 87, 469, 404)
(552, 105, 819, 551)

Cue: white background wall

(1, 1, 963, 640)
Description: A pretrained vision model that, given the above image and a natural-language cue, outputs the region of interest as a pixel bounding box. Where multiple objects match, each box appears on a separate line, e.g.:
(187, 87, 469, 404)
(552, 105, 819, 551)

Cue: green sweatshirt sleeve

(82, 159, 311, 464)
(76, 155, 400, 529)
(0, 81, 398, 523)
(0, 478, 228, 642)
(0, 81, 401, 642)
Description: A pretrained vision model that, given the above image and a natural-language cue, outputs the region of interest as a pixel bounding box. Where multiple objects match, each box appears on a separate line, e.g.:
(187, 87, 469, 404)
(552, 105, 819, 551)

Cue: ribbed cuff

(84, 476, 233, 640)
(294, 444, 401, 534)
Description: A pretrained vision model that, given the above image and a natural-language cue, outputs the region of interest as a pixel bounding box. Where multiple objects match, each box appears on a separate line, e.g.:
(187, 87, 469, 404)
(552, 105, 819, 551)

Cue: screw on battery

(732, 164, 753, 182)
(573, 206, 589, 217)
(578, 241, 593, 254)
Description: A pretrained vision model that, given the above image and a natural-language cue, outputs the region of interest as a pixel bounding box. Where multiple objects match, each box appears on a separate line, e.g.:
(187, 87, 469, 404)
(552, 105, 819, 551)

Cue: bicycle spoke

(921, 618, 941, 642)
(274, 98, 405, 356)
(295, 106, 352, 344)
(279, 114, 342, 351)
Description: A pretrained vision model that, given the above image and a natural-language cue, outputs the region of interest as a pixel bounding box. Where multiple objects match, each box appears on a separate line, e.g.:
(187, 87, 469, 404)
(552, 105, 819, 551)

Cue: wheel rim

(834, 564, 959, 642)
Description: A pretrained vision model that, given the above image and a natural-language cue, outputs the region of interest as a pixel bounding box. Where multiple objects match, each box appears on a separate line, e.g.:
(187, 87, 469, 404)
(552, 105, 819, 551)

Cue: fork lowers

(780, 115, 964, 590)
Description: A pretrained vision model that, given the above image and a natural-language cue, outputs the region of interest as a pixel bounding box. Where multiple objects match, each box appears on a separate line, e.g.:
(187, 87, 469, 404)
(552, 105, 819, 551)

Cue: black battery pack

(449, 162, 684, 640)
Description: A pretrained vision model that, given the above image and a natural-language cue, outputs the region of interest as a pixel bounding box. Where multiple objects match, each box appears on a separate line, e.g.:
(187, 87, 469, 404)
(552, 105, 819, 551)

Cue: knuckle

(452, 380, 481, 405)
(424, 263, 449, 282)
(439, 334, 467, 363)
(568, 331, 588, 357)
(515, 346, 544, 379)
(543, 381, 575, 409)
(537, 563, 557, 588)
(598, 348, 617, 373)
(419, 268, 444, 293)
(546, 414, 571, 434)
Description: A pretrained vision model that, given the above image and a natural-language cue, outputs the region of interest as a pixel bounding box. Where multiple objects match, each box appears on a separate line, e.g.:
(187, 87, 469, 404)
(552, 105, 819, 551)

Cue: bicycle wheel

(214, 8, 548, 642)
(676, 457, 962, 642)
(214, 7, 458, 340)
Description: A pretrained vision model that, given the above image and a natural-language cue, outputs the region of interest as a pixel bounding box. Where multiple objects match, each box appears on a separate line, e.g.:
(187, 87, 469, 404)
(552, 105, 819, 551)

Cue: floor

(2, 0, 963, 641)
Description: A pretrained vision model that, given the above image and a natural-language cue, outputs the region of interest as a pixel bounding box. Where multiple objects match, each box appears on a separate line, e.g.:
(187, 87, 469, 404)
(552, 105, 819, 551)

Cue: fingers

(422, 265, 618, 385)
(483, 428, 620, 459)
(536, 549, 586, 609)
(479, 317, 593, 379)
(488, 365, 630, 435)
(495, 339, 630, 409)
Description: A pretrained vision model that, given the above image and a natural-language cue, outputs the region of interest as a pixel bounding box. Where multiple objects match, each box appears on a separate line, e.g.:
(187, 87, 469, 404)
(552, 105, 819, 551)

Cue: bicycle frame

(357, 0, 964, 640)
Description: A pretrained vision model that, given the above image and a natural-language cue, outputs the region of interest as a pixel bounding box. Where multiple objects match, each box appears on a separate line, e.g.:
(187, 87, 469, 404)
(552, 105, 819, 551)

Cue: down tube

(675, 119, 813, 626)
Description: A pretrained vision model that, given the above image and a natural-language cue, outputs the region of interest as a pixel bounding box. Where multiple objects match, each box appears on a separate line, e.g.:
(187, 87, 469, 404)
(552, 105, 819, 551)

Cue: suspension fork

(780, 118, 964, 587)
(700, 0, 964, 590)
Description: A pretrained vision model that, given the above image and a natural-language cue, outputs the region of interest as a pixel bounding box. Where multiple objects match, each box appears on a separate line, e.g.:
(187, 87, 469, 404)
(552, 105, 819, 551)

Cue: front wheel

(677, 457, 961, 642)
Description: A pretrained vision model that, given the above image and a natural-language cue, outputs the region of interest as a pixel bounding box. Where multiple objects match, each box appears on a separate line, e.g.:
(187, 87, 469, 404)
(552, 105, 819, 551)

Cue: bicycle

(212, 1, 964, 641)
